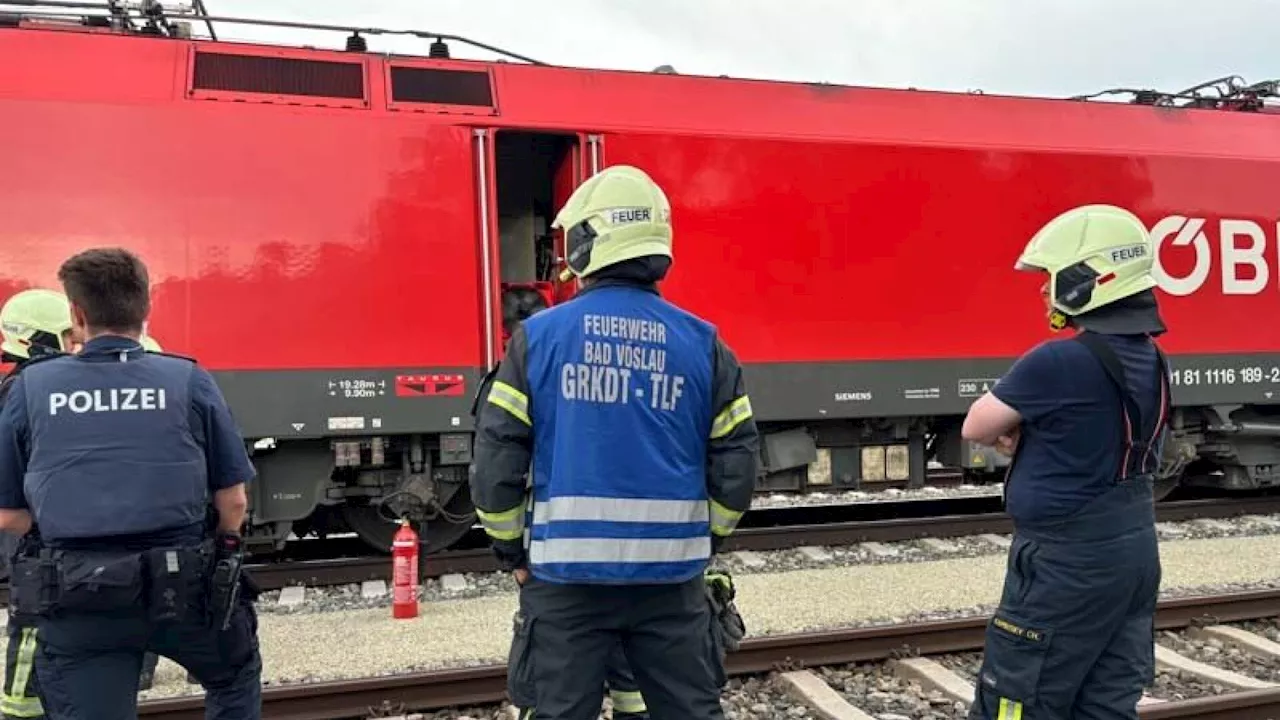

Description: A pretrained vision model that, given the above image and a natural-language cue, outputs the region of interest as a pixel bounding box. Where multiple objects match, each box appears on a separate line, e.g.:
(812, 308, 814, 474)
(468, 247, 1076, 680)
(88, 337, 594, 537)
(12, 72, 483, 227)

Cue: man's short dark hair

(57, 248, 151, 332)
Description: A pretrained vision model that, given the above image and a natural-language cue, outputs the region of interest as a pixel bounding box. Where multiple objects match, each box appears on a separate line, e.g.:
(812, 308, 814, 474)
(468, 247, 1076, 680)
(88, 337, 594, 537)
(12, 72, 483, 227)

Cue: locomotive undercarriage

(746, 402, 1280, 505)
(236, 402, 1280, 557)
(242, 433, 478, 556)
(1165, 405, 1280, 493)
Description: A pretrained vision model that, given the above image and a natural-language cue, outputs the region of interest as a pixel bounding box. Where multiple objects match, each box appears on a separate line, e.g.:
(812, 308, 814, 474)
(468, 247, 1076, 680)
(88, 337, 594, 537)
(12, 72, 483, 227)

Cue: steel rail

(3, 495, 1277, 606)
(227, 494, 1280, 589)
(135, 588, 1280, 719)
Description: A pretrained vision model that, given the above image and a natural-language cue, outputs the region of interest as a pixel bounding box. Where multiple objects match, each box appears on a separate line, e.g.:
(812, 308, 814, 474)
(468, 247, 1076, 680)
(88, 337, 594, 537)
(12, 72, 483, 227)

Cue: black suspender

(999, 333, 1172, 509)
(1072, 332, 1172, 480)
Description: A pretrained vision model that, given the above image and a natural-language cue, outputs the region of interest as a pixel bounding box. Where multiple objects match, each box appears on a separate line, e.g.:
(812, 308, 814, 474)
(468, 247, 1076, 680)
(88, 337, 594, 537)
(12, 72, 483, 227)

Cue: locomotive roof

(2, 1, 1277, 160)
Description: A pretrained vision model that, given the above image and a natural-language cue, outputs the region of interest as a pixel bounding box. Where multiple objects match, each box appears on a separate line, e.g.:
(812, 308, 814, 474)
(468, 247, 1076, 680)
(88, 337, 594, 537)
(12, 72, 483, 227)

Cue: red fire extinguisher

(392, 519, 419, 619)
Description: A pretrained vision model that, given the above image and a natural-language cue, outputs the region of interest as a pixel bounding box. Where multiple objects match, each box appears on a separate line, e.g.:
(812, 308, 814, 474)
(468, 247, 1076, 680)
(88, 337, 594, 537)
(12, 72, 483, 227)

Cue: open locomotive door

(475, 128, 604, 365)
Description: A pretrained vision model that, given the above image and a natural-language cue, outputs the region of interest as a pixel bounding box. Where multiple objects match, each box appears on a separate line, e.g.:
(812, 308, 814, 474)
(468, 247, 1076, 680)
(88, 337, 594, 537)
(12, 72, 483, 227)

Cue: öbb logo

(1150, 216, 1278, 297)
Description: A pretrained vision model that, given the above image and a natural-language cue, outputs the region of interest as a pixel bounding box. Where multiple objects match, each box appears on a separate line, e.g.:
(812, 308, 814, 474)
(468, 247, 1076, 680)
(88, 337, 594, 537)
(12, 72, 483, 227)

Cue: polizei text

(49, 388, 167, 416)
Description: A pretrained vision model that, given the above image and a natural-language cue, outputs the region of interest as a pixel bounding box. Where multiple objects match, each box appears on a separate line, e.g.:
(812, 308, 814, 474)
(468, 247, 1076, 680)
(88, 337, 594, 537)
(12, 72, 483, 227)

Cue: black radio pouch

(144, 546, 207, 624)
(57, 552, 144, 614)
(10, 552, 58, 617)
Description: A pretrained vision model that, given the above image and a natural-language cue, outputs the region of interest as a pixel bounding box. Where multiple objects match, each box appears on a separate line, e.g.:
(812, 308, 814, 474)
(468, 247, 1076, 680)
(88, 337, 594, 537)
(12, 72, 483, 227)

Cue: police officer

(961, 205, 1170, 719)
(477, 287, 651, 720)
(471, 165, 760, 720)
(0, 248, 263, 720)
(133, 333, 167, 693)
(0, 289, 80, 720)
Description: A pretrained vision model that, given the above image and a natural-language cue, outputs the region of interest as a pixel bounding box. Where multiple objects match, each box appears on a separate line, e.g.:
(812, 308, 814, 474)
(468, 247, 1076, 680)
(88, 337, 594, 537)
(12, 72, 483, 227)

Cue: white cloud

(198, 0, 1276, 98)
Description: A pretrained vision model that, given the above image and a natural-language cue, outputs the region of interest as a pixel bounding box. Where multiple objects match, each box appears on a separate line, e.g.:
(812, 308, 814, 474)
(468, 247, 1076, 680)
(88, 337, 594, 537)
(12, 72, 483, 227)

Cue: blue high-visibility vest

(522, 284, 716, 584)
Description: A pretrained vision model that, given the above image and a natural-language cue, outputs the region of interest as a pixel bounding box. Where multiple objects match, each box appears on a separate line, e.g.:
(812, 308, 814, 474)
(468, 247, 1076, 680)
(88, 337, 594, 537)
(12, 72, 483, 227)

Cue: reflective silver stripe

(532, 496, 709, 526)
(530, 536, 711, 564)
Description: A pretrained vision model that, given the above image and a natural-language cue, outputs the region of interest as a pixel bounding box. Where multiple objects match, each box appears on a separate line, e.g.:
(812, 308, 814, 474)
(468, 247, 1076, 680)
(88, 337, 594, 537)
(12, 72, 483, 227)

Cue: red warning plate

(395, 373, 466, 397)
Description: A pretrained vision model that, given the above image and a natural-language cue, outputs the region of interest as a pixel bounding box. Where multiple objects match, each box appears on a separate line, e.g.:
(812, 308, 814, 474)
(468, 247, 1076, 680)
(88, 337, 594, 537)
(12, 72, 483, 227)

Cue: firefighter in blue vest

(471, 165, 760, 720)
(0, 288, 80, 720)
(0, 248, 263, 720)
(477, 286, 651, 720)
(961, 205, 1170, 720)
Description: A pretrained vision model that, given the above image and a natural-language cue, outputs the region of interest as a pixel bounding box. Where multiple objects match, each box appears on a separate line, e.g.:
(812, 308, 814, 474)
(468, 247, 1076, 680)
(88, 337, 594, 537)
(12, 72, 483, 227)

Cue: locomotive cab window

(493, 131, 579, 335)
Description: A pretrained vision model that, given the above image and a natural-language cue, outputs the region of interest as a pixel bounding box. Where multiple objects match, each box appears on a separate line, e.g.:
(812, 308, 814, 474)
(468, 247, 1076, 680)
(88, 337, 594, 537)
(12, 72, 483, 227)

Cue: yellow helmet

(139, 334, 162, 352)
(1016, 204, 1156, 331)
(0, 289, 73, 359)
(552, 165, 672, 282)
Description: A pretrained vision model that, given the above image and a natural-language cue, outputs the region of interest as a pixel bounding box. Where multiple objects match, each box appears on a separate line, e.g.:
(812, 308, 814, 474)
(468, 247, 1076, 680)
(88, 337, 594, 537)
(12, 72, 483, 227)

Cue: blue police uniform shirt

(0, 335, 256, 548)
(994, 334, 1161, 525)
(522, 283, 717, 584)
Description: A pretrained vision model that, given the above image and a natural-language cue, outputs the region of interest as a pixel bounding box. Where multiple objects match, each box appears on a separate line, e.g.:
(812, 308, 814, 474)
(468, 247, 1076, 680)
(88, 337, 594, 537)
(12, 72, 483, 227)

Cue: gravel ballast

(255, 513, 1280, 614)
(820, 663, 968, 720)
(95, 532, 1280, 701)
(1159, 628, 1280, 684)
(750, 483, 1002, 510)
(1147, 667, 1236, 701)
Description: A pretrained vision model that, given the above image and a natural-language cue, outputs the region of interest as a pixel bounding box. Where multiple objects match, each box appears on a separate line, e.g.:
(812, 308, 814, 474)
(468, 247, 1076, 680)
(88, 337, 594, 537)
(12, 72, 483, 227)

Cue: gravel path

(254, 513, 1280, 614)
(1159, 628, 1280, 683)
(820, 663, 968, 719)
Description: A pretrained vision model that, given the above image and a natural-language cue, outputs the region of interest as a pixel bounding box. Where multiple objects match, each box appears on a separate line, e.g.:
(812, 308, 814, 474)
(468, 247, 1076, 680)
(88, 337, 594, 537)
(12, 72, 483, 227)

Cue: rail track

(2, 494, 1275, 606)
(134, 587, 1280, 719)
(187, 494, 1280, 594)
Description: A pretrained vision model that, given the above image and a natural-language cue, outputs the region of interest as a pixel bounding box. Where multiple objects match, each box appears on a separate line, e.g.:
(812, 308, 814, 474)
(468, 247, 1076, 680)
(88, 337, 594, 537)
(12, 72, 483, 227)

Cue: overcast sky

(199, 0, 1278, 99)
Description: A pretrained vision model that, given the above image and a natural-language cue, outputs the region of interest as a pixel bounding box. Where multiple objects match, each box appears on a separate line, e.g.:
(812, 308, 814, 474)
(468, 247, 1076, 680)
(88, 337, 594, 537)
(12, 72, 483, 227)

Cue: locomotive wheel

(342, 489, 477, 556)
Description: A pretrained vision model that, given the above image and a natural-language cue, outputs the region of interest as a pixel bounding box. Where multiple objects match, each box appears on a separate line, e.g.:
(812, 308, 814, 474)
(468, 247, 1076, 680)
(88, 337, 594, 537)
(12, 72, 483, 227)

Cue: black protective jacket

(0, 360, 29, 577)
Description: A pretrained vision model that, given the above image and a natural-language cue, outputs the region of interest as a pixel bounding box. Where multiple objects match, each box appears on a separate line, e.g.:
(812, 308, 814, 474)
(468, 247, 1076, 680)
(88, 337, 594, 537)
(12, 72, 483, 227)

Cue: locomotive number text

(1169, 366, 1280, 386)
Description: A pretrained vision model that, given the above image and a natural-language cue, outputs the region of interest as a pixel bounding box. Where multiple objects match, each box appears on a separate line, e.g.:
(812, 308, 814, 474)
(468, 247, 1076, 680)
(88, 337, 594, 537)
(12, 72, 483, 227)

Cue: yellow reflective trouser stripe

(487, 381, 531, 426)
(709, 498, 743, 537)
(1, 627, 43, 718)
(997, 697, 1023, 720)
(517, 708, 534, 720)
(476, 504, 526, 541)
(710, 395, 752, 439)
(610, 688, 647, 713)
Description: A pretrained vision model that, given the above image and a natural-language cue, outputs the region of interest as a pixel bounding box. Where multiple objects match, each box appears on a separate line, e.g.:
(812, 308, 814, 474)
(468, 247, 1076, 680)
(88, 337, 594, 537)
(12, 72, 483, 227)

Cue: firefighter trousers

(3, 615, 42, 720)
(508, 636, 648, 719)
(968, 478, 1162, 720)
(510, 574, 725, 720)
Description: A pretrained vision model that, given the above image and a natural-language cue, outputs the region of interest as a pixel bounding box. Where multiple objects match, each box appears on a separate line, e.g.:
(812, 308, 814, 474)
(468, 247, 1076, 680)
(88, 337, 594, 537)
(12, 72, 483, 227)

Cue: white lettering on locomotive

(1150, 216, 1277, 297)
(49, 388, 166, 416)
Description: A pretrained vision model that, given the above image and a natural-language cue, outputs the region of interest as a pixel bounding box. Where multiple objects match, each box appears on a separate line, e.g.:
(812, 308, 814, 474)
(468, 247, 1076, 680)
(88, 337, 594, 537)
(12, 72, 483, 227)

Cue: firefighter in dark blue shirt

(961, 205, 1171, 720)
(471, 165, 760, 720)
(0, 288, 79, 720)
(0, 248, 262, 720)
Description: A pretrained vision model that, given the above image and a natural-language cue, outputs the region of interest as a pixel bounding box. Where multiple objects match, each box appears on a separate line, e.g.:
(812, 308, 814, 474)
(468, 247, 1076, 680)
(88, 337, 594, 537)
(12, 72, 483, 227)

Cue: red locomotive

(1, 5, 1277, 555)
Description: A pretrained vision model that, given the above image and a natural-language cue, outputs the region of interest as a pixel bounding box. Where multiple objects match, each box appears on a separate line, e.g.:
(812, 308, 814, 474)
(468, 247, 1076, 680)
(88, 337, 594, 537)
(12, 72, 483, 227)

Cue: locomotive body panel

(0, 23, 1277, 550)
